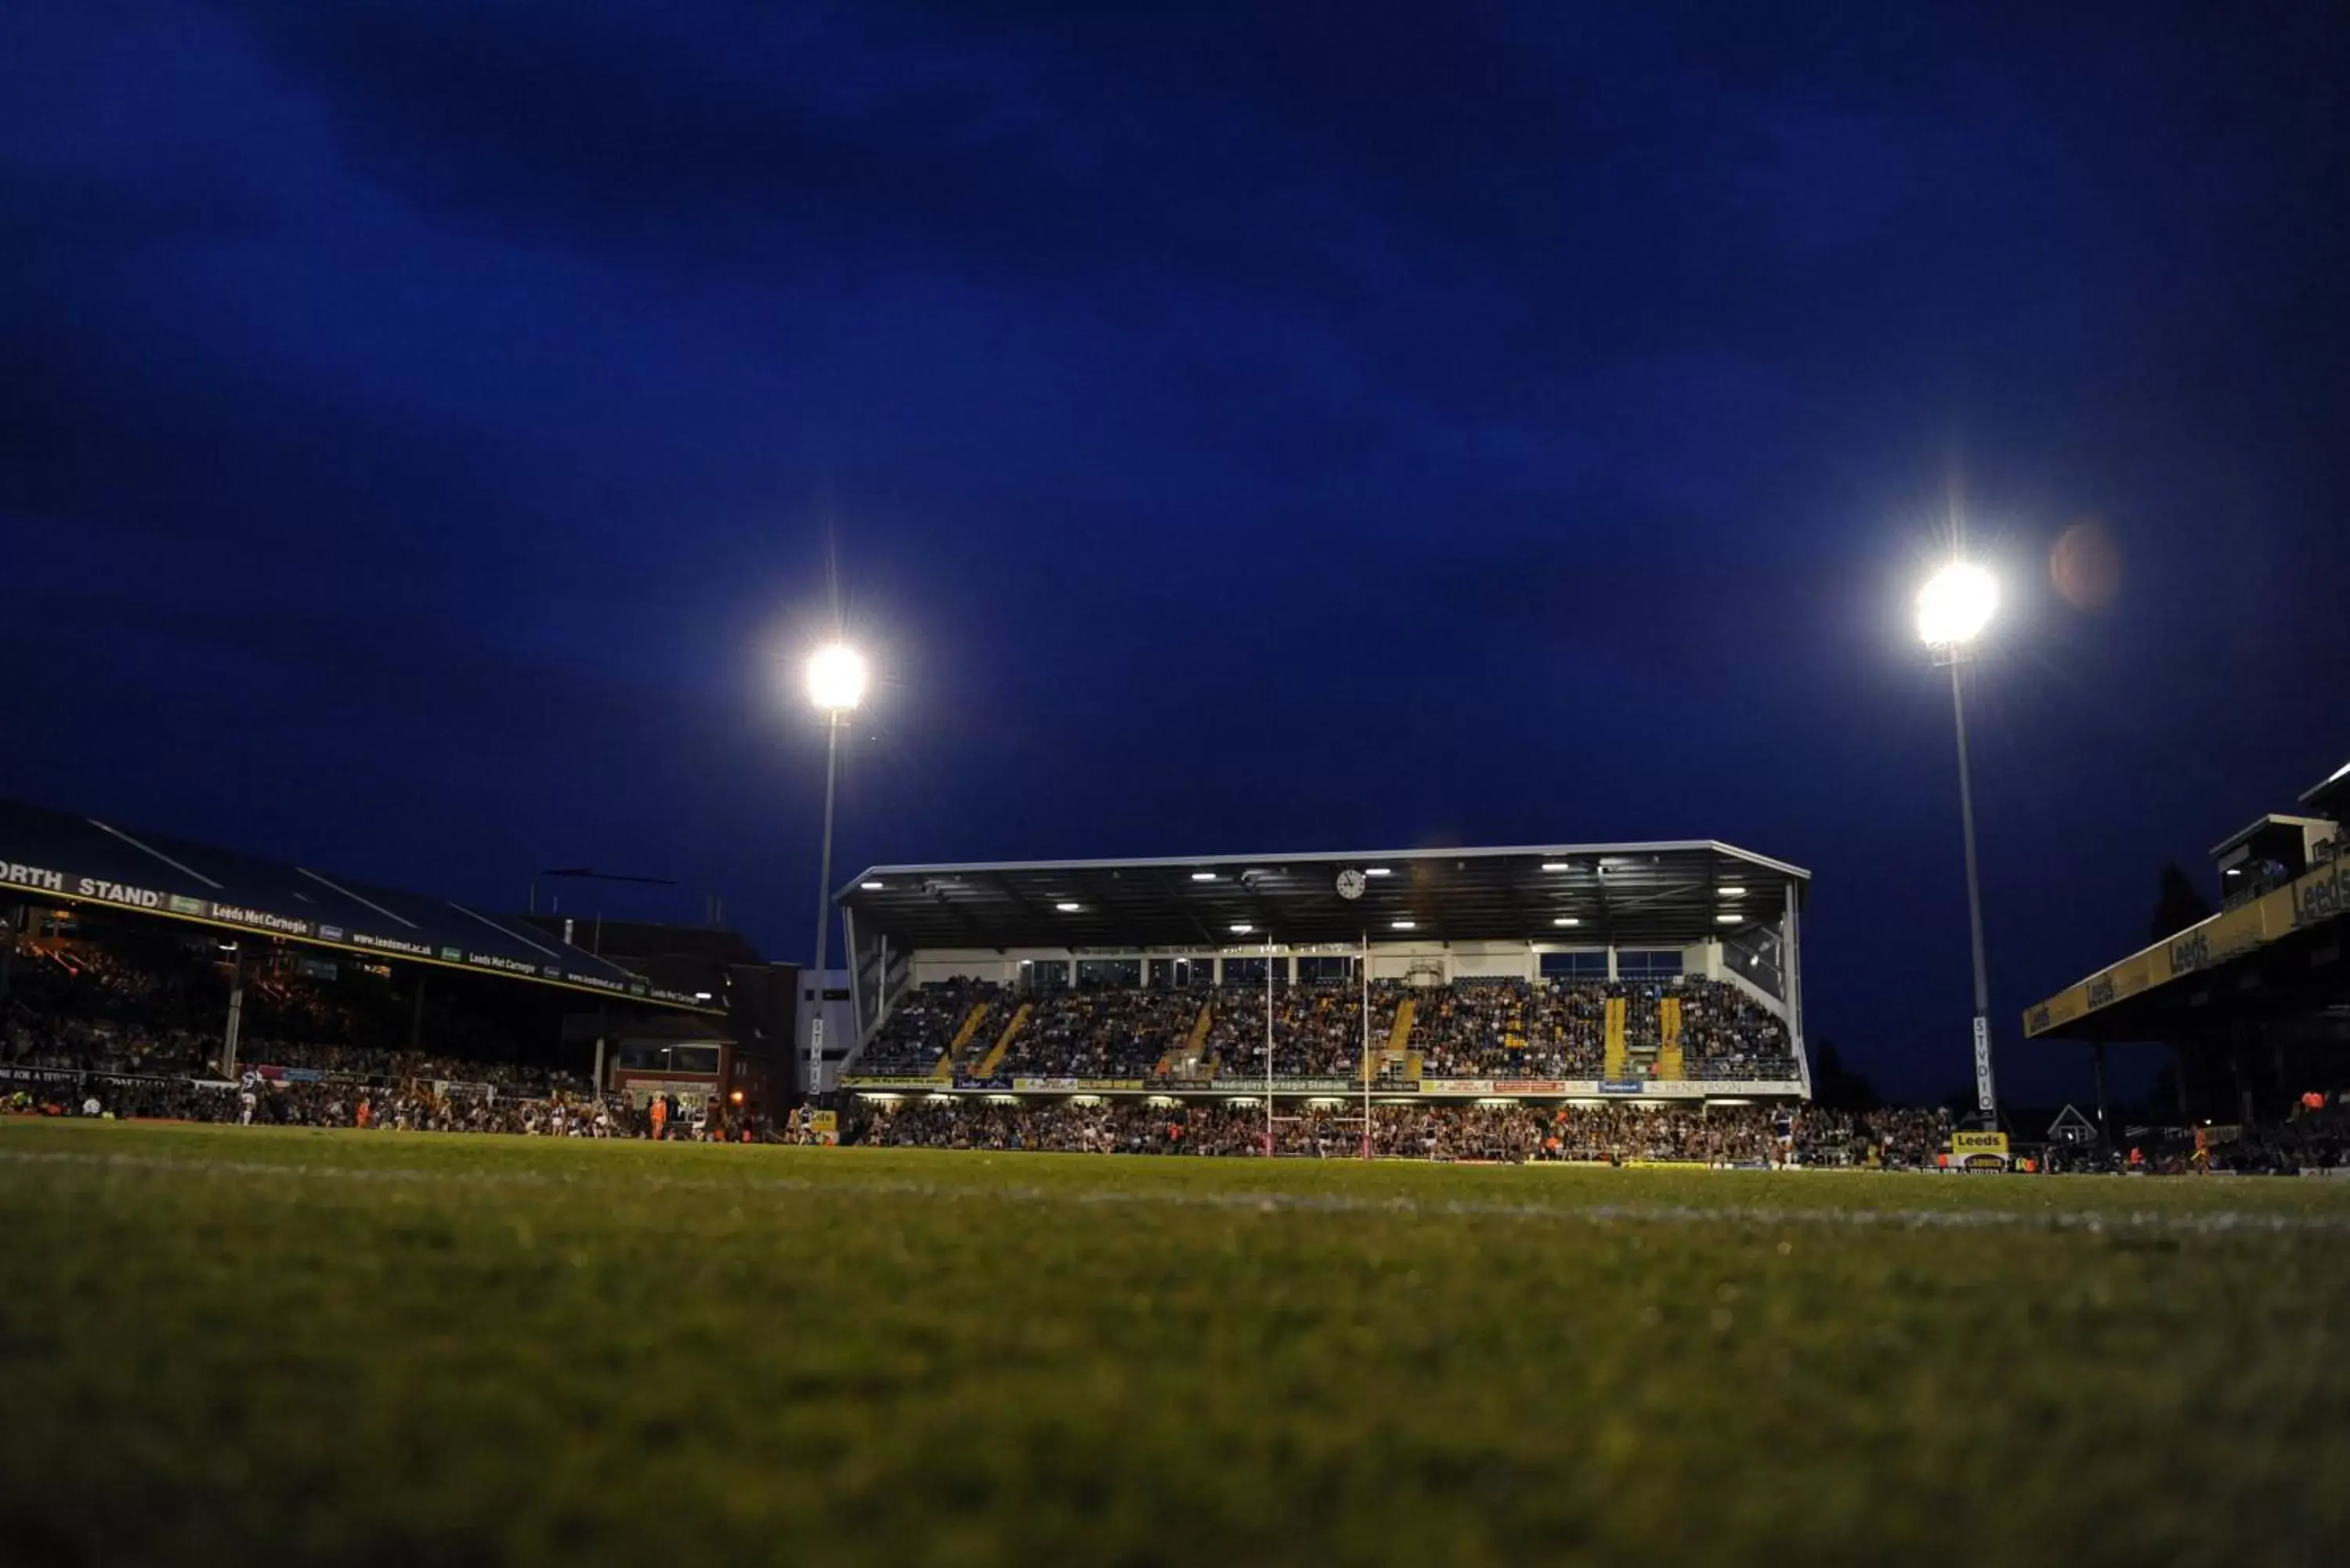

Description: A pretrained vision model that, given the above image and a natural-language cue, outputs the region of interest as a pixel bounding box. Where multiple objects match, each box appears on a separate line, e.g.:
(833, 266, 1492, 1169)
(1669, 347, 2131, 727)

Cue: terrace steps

(1655, 995, 1684, 1080)
(1387, 997, 1416, 1053)
(1156, 1002, 1217, 1076)
(931, 1001, 993, 1079)
(974, 1002, 1032, 1078)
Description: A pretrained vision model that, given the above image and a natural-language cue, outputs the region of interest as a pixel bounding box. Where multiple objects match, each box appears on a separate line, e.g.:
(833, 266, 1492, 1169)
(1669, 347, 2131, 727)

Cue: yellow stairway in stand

(1654, 994, 1684, 1081)
(1159, 1001, 1215, 1076)
(932, 1000, 992, 1080)
(1387, 996, 1416, 1053)
(1603, 994, 1629, 1080)
(974, 1001, 1032, 1078)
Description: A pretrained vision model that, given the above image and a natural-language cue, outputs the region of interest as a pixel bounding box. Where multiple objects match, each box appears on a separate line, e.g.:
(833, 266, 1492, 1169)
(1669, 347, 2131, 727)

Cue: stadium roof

(2029, 750, 2347, 1045)
(2302, 757, 2350, 819)
(2026, 856, 2348, 1045)
(838, 840, 1807, 951)
(0, 795, 721, 1014)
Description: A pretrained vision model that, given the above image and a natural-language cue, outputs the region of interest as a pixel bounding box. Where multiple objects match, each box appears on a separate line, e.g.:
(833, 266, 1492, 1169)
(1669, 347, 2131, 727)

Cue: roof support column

(2231, 1024, 2252, 1128)
(2091, 1041, 2110, 1149)
(222, 948, 248, 1081)
(843, 903, 865, 1043)
(1784, 880, 1813, 1100)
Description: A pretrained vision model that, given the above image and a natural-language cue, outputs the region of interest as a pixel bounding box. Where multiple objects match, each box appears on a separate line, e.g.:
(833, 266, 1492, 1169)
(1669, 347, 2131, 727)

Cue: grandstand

(833, 840, 1811, 1106)
(0, 796, 720, 1014)
(2025, 753, 2350, 1133)
(0, 794, 772, 1125)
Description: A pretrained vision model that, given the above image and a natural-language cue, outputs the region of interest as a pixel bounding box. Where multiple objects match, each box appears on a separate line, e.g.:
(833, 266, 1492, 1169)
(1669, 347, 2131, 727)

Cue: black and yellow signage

(2024, 854, 2350, 1038)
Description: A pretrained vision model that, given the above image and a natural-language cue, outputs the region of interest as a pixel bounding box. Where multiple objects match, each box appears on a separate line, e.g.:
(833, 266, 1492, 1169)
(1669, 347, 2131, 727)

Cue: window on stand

(1148, 956, 1213, 989)
(1076, 958, 1141, 990)
(1541, 951, 1609, 981)
(1022, 962, 1072, 996)
(1614, 950, 1683, 981)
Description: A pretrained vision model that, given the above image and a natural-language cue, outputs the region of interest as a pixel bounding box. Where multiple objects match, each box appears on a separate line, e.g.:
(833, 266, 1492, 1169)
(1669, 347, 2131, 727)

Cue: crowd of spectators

(859, 976, 1799, 1084)
(1003, 987, 1204, 1078)
(843, 1097, 1958, 1166)
(2209, 1109, 2350, 1172)
(230, 1039, 591, 1095)
(1188, 983, 1405, 1079)
(1676, 980, 1796, 1077)
(850, 1097, 1260, 1154)
(2111, 1104, 2350, 1175)
(4, 936, 593, 1093)
(3, 943, 217, 1075)
(855, 979, 1007, 1075)
(3, 1072, 783, 1142)
(1414, 980, 1607, 1078)
(25, 930, 2342, 1174)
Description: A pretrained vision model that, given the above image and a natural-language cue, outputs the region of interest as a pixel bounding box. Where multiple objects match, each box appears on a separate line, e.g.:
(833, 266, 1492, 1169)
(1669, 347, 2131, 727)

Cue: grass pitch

(4, 1121, 2348, 1566)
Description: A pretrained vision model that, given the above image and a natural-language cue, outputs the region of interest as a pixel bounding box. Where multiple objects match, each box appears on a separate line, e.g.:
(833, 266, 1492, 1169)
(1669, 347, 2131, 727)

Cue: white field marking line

(2, 1147, 2347, 1237)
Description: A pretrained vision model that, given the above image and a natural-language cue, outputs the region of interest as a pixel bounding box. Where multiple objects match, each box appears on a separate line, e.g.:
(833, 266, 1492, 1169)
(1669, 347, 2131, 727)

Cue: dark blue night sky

(6, 2, 2346, 1103)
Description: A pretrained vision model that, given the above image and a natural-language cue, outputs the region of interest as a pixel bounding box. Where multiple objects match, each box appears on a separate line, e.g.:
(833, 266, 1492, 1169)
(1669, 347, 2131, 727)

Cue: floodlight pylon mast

(1945, 651, 1997, 1115)
(1361, 930, 1372, 1159)
(1264, 936, 1275, 1156)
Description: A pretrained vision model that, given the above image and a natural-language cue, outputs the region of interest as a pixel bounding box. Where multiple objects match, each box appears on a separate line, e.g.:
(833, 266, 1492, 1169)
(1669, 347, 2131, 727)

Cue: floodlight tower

(804, 642, 867, 1103)
(1917, 562, 2000, 1117)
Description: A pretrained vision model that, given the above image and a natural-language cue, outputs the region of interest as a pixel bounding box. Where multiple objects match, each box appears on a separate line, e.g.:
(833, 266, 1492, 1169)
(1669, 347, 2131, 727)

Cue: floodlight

(805, 643, 868, 711)
(1916, 562, 1998, 648)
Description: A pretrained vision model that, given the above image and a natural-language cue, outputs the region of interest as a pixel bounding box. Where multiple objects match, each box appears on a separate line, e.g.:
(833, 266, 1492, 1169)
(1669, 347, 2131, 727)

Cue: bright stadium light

(805, 643, 868, 712)
(860, 880, 884, 890)
(1391, 919, 1416, 930)
(1717, 885, 1745, 898)
(1552, 916, 1581, 927)
(1055, 901, 1081, 912)
(1363, 867, 1393, 877)
(1540, 861, 1570, 873)
(1230, 923, 1254, 934)
(1914, 555, 2002, 1118)
(1916, 562, 1998, 650)
(1191, 872, 1219, 881)
(798, 637, 870, 1106)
